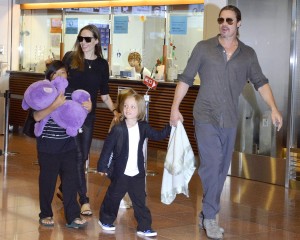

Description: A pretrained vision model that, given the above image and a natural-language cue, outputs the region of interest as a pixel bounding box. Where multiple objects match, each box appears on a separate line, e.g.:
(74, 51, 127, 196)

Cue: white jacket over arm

(161, 121, 196, 204)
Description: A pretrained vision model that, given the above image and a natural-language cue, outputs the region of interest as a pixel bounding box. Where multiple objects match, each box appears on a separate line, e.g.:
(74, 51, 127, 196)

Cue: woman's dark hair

(70, 24, 103, 71)
(45, 60, 67, 80)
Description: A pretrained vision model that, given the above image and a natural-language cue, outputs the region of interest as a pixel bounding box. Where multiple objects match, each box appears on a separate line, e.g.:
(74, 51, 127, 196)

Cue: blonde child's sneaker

(98, 220, 115, 231)
(137, 229, 157, 237)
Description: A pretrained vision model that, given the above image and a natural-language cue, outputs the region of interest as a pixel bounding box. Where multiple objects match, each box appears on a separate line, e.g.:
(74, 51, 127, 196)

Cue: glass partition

(20, 9, 63, 72)
(110, 6, 166, 78)
(165, 4, 204, 81)
(19, 4, 204, 80)
(63, 8, 111, 60)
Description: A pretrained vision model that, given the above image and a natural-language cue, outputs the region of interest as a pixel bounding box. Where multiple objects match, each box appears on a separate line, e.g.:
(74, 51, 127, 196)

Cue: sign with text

(170, 16, 187, 35)
(143, 76, 158, 89)
(114, 16, 129, 34)
(65, 18, 78, 34)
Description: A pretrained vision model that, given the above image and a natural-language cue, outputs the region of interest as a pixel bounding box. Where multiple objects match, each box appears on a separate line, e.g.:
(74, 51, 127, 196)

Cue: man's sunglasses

(217, 17, 234, 25)
(77, 36, 94, 43)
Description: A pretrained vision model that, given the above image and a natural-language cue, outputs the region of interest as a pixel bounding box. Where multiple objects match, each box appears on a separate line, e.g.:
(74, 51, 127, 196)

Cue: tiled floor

(1, 133, 300, 239)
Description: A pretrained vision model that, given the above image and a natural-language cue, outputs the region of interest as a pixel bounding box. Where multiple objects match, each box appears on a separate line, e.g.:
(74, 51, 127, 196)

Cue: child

(109, 88, 137, 130)
(34, 60, 88, 228)
(97, 92, 171, 237)
(109, 88, 137, 209)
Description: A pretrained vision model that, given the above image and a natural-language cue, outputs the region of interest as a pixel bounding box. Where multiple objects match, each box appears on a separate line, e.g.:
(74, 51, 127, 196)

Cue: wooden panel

(9, 72, 45, 95)
(9, 72, 199, 153)
(96, 79, 199, 153)
(9, 72, 45, 128)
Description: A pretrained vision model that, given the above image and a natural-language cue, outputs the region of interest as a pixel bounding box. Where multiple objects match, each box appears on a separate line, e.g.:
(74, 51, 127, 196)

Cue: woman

(62, 24, 118, 216)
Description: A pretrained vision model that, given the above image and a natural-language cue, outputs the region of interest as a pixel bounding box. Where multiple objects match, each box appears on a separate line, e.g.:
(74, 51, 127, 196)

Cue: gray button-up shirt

(179, 35, 268, 128)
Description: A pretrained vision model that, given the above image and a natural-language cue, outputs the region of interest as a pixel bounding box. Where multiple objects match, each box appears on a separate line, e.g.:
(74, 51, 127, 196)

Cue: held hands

(113, 110, 121, 123)
(170, 108, 184, 127)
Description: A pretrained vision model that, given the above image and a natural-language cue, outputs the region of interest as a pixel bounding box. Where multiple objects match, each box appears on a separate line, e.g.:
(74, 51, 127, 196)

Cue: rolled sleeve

(248, 49, 269, 91)
(179, 42, 202, 87)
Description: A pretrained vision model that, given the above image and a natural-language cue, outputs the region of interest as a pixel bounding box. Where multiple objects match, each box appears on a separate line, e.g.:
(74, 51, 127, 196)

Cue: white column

(203, 0, 227, 40)
(0, 0, 10, 78)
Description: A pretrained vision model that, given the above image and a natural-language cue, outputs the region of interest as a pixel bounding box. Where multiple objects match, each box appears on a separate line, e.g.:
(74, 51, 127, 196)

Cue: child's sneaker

(98, 220, 115, 231)
(137, 229, 157, 237)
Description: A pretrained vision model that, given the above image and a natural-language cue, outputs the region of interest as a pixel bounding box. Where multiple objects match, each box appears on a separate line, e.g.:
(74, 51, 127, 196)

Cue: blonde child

(109, 88, 137, 209)
(97, 92, 171, 237)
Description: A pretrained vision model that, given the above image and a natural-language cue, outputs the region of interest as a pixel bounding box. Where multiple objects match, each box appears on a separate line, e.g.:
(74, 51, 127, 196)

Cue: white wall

(0, 0, 14, 134)
(20, 10, 110, 72)
(0, 0, 10, 65)
(0, 0, 12, 87)
(0, 0, 20, 79)
(203, 0, 227, 39)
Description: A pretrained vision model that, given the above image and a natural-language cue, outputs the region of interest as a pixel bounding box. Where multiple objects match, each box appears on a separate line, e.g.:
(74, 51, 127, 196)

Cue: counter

(9, 71, 199, 153)
(9, 71, 288, 186)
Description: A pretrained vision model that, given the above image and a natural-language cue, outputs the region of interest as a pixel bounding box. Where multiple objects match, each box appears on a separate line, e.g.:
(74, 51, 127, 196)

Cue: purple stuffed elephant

(22, 76, 90, 137)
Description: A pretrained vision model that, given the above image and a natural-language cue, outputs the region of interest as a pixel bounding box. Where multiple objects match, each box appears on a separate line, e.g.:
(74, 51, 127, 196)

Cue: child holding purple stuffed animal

(33, 60, 89, 228)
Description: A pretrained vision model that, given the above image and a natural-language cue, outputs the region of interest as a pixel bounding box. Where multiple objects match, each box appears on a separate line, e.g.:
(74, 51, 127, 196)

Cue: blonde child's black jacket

(97, 120, 171, 179)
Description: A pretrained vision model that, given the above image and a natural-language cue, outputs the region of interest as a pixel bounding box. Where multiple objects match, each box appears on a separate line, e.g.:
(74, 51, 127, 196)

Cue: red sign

(143, 76, 158, 89)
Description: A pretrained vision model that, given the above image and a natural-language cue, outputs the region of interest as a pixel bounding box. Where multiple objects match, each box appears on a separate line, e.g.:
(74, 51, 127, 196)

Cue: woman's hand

(113, 110, 121, 123)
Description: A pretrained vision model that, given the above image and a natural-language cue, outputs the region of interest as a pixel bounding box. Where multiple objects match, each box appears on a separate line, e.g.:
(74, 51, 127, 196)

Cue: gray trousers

(195, 121, 237, 219)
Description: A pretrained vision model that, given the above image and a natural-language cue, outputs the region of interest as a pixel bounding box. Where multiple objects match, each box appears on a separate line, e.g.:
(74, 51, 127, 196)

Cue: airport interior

(1, 0, 300, 239)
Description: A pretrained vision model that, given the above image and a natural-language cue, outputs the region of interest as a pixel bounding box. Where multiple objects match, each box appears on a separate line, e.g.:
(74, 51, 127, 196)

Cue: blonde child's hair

(128, 52, 142, 65)
(109, 88, 137, 132)
(121, 93, 146, 121)
(116, 88, 137, 112)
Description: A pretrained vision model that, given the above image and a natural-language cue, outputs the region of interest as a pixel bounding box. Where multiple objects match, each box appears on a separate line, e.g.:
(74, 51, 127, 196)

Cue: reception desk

(9, 71, 199, 154)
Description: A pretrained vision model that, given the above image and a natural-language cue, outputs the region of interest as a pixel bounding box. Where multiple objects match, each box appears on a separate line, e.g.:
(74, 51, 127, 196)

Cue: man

(169, 5, 282, 240)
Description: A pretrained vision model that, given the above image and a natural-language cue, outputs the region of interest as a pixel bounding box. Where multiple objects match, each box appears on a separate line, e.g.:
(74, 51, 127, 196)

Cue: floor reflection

(0, 133, 300, 239)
